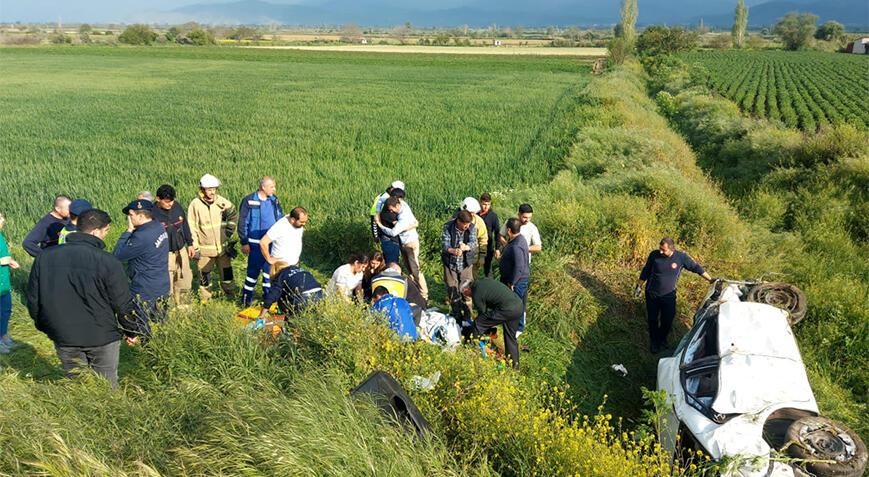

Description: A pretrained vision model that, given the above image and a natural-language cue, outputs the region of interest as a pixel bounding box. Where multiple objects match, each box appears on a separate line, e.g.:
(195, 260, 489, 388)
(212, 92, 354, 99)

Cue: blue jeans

(242, 243, 271, 306)
(380, 238, 401, 265)
(513, 279, 529, 333)
(0, 292, 11, 336)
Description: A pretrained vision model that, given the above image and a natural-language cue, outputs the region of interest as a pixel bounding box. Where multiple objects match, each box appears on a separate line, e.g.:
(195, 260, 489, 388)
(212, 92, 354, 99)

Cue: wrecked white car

(657, 280, 867, 477)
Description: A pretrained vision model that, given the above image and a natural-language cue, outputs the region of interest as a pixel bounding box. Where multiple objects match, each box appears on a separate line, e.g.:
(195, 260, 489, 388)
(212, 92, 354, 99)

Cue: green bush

(118, 24, 157, 46)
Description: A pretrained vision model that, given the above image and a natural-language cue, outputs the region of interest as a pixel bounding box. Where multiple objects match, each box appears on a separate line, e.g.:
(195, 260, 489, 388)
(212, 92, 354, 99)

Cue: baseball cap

(69, 199, 93, 216)
(122, 199, 155, 214)
(390, 180, 405, 191)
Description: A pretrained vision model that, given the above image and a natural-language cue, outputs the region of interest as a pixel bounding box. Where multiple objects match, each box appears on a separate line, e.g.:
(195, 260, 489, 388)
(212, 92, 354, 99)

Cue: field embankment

(650, 55, 869, 437)
(247, 44, 607, 57)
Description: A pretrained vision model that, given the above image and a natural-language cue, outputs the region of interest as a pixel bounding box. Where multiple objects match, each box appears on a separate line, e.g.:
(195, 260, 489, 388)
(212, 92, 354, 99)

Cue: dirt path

(246, 45, 607, 57)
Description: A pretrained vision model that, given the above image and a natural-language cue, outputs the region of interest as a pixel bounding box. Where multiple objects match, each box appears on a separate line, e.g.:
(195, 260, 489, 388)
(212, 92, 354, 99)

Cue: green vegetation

(0, 45, 865, 473)
(0, 47, 723, 475)
(680, 50, 869, 130)
(118, 24, 158, 45)
(650, 57, 869, 437)
(731, 0, 748, 48)
(773, 12, 819, 51)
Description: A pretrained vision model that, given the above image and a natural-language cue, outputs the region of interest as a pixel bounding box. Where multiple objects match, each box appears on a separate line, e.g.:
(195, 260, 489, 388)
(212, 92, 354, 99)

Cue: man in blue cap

(114, 199, 170, 340)
(58, 199, 93, 245)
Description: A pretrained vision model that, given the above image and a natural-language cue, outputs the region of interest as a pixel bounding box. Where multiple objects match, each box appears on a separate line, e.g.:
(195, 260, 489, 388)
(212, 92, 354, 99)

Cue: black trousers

(474, 308, 523, 369)
(55, 340, 121, 387)
(483, 246, 495, 277)
(646, 291, 677, 347)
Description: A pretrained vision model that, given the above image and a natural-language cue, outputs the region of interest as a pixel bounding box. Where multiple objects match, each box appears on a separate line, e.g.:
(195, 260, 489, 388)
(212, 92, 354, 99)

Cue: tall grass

(648, 56, 869, 436)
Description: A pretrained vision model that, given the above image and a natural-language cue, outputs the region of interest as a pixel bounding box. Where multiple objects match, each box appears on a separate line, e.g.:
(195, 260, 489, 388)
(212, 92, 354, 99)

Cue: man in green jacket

(462, 277, 523, 369)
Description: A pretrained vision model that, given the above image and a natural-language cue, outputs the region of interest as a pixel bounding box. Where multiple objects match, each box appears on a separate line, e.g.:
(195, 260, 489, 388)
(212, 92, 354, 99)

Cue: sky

(0, 0, 774, 25)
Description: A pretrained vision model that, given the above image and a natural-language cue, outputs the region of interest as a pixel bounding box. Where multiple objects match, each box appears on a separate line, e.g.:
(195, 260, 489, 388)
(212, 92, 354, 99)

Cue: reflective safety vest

(188, 193, 237, 258)
(57, 224, 76, 245)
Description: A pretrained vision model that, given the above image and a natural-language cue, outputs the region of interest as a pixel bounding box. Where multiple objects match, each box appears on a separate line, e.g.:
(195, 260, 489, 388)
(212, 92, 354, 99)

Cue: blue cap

(122, 199, 154, 214)
(69, 199, 92, 216)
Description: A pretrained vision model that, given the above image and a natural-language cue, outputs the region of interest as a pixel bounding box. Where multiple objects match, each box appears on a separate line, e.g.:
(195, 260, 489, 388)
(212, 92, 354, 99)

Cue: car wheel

(785, 416, 867, 477)
(747, 282, 807, 325)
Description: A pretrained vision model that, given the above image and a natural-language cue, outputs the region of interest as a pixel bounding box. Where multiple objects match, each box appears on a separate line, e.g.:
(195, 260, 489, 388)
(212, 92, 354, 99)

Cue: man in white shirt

(368, 180, 404, 241)
(499, 203, 542, 262)
(378, 193, 428, 300)
(260, 207, 307, 267)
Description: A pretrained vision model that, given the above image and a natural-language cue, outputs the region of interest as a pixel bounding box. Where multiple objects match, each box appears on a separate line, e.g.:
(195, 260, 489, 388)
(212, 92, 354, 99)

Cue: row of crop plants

(682, 50, 869, 131)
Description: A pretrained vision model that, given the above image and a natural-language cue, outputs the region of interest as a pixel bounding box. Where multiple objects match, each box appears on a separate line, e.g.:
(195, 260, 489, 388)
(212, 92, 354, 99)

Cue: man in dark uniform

(259, 261, 323, 319)
(153, 185, 196, 305)
(462, 277, 524, 369)
(636, 237, 714, 354)
(114, 199, 170, 340)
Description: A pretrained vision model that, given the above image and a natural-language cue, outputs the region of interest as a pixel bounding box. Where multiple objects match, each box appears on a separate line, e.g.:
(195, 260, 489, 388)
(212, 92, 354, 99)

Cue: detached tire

(747, 282, 807, 325)
(785, 416, 867, 477)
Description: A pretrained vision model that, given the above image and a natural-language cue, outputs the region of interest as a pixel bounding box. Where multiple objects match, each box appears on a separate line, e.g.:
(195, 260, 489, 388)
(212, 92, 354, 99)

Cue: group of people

(0, 175, 712, 384)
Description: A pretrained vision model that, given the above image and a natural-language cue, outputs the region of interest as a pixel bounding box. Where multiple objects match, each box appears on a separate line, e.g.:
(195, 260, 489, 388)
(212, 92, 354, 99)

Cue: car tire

(785, 416, 867, 477)
(746, 282, 807, 325)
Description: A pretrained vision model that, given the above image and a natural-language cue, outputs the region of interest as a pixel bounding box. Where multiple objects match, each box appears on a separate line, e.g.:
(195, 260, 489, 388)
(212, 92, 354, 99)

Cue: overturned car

(657, 280, 867, 477)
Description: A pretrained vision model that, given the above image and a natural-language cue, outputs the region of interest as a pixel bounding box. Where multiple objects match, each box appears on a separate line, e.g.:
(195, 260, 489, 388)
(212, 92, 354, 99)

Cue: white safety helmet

(462, 197, 481, 214)
(200, 174, 221, 188)
(390, 180, 406, 191)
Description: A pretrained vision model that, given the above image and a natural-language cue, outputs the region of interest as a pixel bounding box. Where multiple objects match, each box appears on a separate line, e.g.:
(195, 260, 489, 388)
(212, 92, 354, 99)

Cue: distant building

(845, 38, 869, 54)
(494, 40, 502, 47)
(361, 38, 368, 45)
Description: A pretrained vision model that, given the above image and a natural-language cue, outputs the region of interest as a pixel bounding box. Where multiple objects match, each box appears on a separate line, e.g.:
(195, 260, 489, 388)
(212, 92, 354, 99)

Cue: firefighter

(188, 174, 238, 301)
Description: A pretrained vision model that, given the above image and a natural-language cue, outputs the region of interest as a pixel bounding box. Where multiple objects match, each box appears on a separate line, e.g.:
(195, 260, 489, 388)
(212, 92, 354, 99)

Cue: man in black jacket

(479, 193, 500, 277)
(153, 185, 196, 305)
(23, 195, 71, 257)
(462, 278, 524, 369)
(636, 237, 714, 353)
(27, 209, 133, 387)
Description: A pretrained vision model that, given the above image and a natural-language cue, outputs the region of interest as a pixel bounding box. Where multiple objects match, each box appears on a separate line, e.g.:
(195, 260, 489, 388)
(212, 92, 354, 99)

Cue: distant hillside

(694, 0, 869, 29)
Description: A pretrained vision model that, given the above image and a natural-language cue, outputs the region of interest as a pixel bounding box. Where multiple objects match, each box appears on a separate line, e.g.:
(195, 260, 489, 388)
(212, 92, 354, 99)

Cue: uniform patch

(671, 262, 678, 269)
(248, 200, 261, 206)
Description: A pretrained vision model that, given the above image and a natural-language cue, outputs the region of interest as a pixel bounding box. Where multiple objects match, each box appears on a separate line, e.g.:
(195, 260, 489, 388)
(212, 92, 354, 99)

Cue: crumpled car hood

(713, 301, 818, 416)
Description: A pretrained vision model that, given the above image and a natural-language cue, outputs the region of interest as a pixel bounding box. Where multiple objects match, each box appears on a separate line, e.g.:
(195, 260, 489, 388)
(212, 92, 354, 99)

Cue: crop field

(0, 47, 592, 243)
(681, 50, 869, 131)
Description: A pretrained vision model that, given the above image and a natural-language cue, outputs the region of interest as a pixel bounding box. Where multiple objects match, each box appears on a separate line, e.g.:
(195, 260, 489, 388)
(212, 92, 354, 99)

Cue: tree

(618, 0, 638, 45)
(636, 26, 699, 56)
(732, 0, 748, 48)
(183, 28, 215, 46)
(118, 24, 157, 45)
(229, 26, 258, 41)
(815, 20, 844, 41)
(166, 26, 179, 42)
(773, 12, 818, 50)
(339, 23, 362, 43)
(79, 23, 92, 35)
(49, 30, 71, 44)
